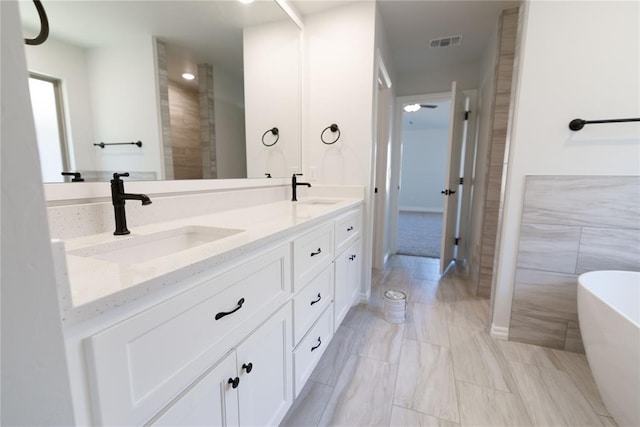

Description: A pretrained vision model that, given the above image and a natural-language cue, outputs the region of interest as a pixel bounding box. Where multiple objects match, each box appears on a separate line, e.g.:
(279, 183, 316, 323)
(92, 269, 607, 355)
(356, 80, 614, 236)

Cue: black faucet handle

(293, 173, 303, 177)
(113, 172, 130, 180)
(61, 172, 84, 182)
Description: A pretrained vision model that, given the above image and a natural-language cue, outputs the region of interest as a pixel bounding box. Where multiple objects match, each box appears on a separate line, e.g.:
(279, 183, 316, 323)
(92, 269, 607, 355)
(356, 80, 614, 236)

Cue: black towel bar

(569, 118, 640, 131)
(94, 141, 143, 148)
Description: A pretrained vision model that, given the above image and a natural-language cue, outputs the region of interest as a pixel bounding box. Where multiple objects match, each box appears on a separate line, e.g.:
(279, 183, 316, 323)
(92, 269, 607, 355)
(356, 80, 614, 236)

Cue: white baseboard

(359, 291, 370, 303)
(399, 206, 444, 214)
(490, 324, 509, 340)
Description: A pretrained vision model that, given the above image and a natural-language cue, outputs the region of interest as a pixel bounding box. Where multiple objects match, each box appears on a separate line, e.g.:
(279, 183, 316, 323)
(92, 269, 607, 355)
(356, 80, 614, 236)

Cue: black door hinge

(374, 187, 378, 193)
(454, 237, 460, 245)
(464, 110, 471, 120)
(459, 177, 464, 185)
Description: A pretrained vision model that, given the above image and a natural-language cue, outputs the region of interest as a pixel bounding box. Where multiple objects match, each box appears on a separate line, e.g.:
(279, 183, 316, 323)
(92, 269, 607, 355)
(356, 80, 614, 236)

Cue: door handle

(441, 189, 456, 196)
(310, 293, 322, 305)
(215, 298, 245, 320)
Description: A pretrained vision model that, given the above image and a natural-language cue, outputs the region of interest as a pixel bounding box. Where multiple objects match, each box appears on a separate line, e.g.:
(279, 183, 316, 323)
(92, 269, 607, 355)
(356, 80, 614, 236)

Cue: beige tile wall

(198, 63, 217, 179)
(168, 81, 202, 180)
(476, 8, 519, 298)
(155, 40, 174, 180)
(510, 175, 640, 352)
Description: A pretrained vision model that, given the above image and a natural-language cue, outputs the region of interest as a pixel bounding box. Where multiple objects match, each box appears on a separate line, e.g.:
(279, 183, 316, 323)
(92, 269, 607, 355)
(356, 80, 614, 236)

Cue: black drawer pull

(349, 254, 357, 261)
(347, 226, 354, 232)
(242, 363, 253, 374)
(310, 248, 322, 257)
(215, 298, 245, 320)
(310, 293, 322, 306)
(311, 337, 322, 352)
(228, 377, 240, 389)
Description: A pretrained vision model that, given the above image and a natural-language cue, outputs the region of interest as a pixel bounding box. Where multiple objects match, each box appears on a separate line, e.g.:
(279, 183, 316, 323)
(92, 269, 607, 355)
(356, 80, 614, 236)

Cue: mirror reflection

(20, 0, 301, 183)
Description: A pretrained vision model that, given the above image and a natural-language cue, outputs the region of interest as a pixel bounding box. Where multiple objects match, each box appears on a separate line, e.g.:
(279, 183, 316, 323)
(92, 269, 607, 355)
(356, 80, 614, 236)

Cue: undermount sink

(69, 225, 244, 264)
(297, 199, 341, 205)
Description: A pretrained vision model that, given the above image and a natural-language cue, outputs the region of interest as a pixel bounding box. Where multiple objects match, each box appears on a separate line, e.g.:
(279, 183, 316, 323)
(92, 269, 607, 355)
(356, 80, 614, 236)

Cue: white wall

(213, 66, 246, 179)
(1, 1, 75, 423)
(492, 1, 640, 332)
(397, 59, 481, 96)
(24, 36, 97, 174)
(399, 127, 448, 212)
(87, 36, 163, 178)
(304, 1, 377, 295)
(244, 19, 301, 178)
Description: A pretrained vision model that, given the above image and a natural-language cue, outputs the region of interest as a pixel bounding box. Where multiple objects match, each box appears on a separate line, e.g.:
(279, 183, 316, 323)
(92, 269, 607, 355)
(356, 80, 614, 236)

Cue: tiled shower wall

(509, 176, 640, 352)
(476, 8, 519, 298)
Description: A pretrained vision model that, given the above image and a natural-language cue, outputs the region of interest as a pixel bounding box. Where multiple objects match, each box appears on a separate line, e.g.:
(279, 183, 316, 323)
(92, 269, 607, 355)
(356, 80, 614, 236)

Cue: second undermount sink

(69, 225, 244, 264)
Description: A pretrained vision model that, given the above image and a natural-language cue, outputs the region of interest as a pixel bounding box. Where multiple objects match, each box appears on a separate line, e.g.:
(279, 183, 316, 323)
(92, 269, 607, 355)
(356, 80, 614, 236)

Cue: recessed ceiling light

(239, 0, 254, 4)
(403, 104, 421, 113)
(182, 73, 195, 81)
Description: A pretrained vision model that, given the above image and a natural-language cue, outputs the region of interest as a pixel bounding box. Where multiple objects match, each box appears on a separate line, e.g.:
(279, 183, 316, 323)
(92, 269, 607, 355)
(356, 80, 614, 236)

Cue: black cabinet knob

(242, 363, 253, 374)
(228, 377, 240, 389)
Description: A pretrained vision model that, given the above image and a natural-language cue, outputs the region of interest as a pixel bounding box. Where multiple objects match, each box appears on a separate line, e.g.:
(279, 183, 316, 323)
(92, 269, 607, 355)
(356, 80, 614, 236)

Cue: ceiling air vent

(429, 35, 462, 48)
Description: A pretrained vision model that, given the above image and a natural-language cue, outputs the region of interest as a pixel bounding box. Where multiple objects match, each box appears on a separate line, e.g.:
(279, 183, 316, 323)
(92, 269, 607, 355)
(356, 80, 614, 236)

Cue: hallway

(281, 255, 614, 426)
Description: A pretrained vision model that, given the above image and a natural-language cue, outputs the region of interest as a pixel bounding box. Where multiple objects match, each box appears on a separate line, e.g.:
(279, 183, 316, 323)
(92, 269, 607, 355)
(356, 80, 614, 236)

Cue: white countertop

(55, 197, 363, 324)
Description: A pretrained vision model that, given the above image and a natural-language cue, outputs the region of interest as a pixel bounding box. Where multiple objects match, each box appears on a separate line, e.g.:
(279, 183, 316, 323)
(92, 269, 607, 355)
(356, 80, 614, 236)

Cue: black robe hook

(24, 0, 50, 46)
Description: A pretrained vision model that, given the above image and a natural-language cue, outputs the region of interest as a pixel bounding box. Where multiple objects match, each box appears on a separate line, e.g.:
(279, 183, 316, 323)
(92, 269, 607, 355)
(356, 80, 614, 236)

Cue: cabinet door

(236, 303, 293, 427)
(150, 351, 239, 427)
(334, 239, 362, 330)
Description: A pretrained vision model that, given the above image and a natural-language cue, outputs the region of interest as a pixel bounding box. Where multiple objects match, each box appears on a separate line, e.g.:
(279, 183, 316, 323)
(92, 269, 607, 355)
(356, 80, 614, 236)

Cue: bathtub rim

(578, 270, 640, 328)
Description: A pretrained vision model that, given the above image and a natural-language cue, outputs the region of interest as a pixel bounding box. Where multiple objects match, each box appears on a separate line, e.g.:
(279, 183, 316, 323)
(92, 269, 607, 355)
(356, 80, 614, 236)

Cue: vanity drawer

(293, 304, 334, 397)
(86, 245, 290, 426)
(293, 263, 334, 344)
(334, 208, 362, 254)
(293, 222, 334, 291)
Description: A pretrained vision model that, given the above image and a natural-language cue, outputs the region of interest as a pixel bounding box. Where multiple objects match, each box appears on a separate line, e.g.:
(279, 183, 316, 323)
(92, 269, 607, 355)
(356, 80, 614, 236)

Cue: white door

(439, 82, 467, 274)
(334, 239, 362, 329)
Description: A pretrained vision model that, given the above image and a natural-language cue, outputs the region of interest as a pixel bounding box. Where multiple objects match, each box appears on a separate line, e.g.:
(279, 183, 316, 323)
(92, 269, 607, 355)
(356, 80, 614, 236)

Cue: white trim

(398, 207, 444, 214)
(490, 324, 509, 340)
(377, 50, 392, 89)
(359, 291, 371, 303)
(274, 0, 304, 30)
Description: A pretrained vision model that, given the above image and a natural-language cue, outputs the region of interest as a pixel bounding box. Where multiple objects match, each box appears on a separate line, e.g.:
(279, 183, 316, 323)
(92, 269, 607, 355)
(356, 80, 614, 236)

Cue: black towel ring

(24, 0, 50, 46)
(321, 124, 340, 145)
(262, 127, 279, 147)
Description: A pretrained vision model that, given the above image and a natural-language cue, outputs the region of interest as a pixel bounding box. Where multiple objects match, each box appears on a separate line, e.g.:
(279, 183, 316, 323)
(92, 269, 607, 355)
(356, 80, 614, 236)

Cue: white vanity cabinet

(85, 245, 291, 426)
(66, 201, 364, 426)
(333, 209, 363, 330)
(151, 303, 292, 427)
(150, 351, 239, 427)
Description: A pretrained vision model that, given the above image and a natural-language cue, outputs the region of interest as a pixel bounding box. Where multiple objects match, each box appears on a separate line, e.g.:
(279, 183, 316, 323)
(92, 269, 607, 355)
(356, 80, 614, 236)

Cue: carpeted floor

(396, 211, 442, 258)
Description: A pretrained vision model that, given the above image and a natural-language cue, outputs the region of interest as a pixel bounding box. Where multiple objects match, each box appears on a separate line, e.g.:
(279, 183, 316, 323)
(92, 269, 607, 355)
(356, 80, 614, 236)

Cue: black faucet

(291, 173, 311, 202)
(61, 171, 84, 182)
(110, 172, 152, 235)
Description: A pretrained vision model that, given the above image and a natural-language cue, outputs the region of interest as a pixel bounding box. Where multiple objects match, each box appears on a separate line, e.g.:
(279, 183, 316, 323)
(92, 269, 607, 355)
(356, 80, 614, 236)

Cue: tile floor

(280, 255, 616, 427)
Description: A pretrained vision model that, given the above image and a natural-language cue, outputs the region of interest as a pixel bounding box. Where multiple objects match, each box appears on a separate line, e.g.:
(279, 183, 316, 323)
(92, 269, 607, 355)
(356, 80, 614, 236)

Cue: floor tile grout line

(547, 350, 611, 419)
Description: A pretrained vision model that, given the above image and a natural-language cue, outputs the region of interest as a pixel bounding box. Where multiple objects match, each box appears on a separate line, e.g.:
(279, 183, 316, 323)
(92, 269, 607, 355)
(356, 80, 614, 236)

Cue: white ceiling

(377, 0, 519, 75)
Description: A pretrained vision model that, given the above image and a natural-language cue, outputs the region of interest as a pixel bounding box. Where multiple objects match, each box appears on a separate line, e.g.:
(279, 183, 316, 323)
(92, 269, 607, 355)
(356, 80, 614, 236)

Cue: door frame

(371, 54, 393, 270)
(388, 91, 451, 256)
(389, 90, 479, 265)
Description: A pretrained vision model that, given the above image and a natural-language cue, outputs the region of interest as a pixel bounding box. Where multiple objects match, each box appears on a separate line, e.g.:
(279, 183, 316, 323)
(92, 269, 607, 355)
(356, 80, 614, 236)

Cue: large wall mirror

(20, 0, 302, 183)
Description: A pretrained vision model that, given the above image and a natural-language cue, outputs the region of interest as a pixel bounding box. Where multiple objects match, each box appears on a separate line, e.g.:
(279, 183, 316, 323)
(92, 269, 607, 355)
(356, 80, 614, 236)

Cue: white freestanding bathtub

(578, 270, 640, 427)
